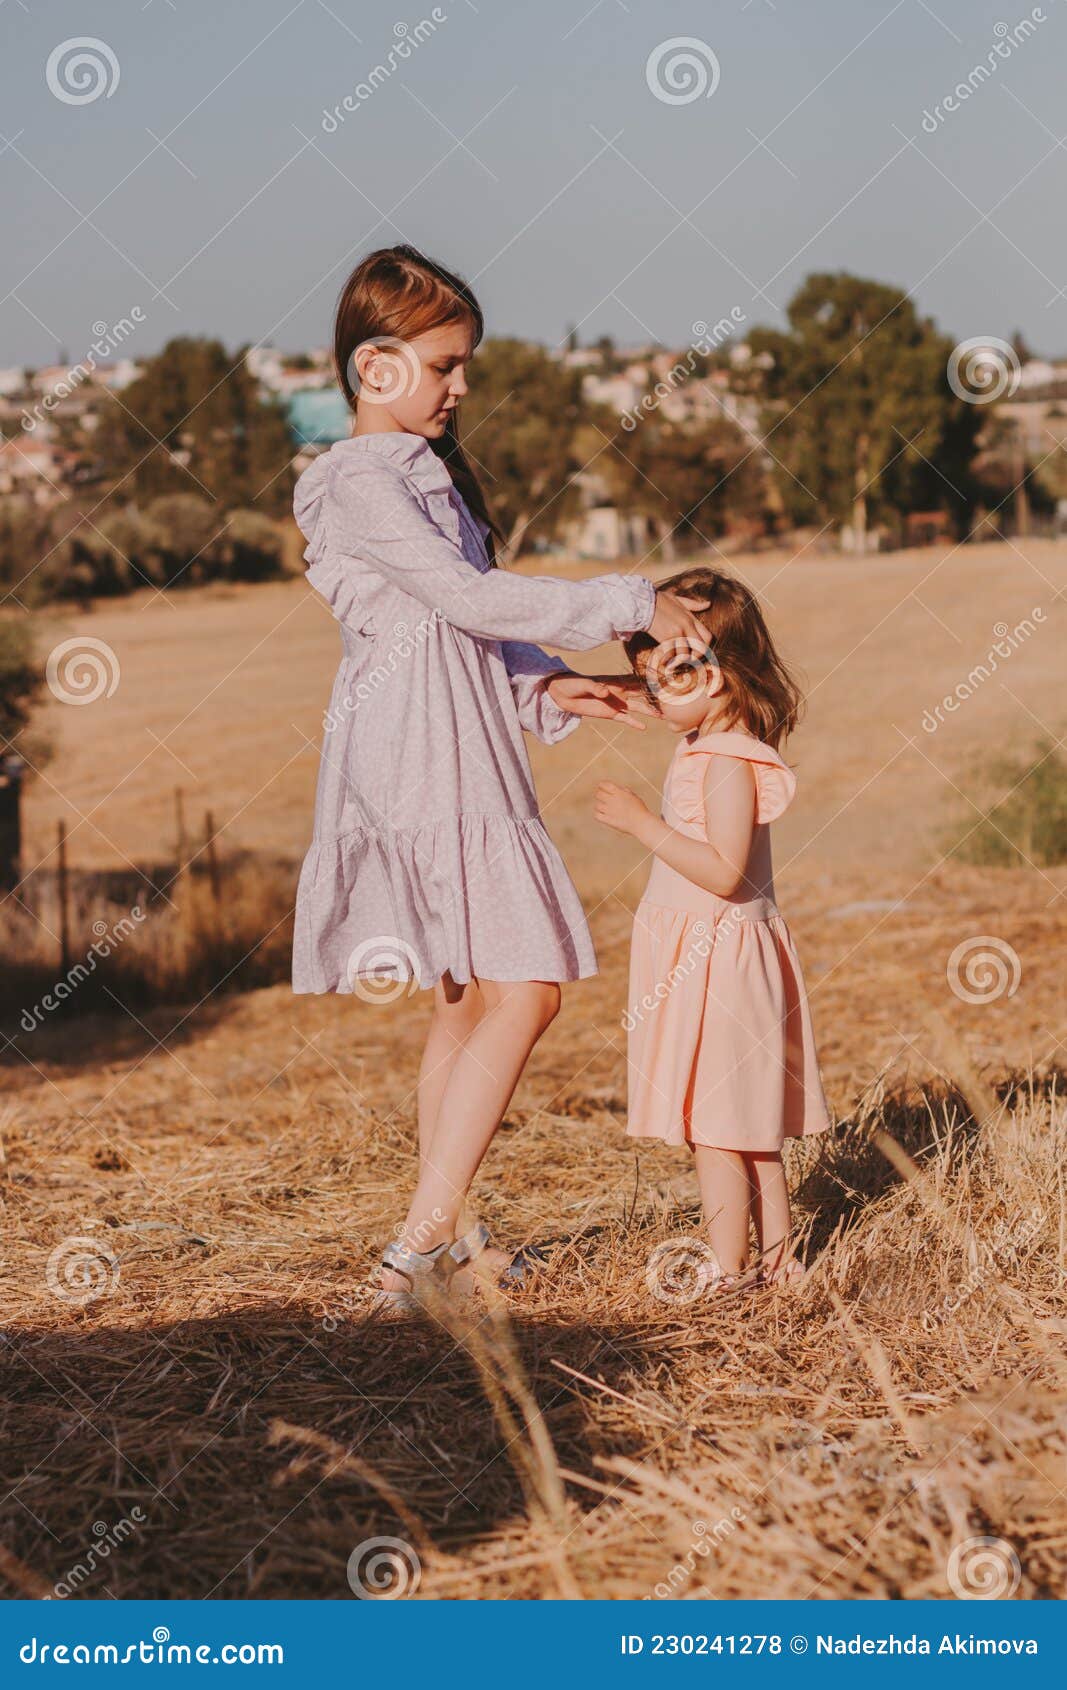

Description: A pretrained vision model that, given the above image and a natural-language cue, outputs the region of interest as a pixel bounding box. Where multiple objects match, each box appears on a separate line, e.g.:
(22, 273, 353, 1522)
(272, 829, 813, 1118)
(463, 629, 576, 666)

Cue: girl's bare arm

(595, 758, 756, 898)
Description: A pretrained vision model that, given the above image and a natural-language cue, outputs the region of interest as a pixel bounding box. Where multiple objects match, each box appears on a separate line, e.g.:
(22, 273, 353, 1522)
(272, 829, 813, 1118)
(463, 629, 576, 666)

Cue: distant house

(32, 365, 74, 397)
(560, 504, 659, 560)
(1016, 359, 1058, 392)
(95, 359, 140, 391)
(287, 388, 351, 448)
(581, 371, 645, 415)
(0, 437, 62, 501)
(905, 510, 954, 547)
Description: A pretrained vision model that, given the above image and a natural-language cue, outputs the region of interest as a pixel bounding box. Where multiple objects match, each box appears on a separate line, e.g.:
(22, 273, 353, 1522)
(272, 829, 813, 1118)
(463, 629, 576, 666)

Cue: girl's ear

(351, 343, 384, 394)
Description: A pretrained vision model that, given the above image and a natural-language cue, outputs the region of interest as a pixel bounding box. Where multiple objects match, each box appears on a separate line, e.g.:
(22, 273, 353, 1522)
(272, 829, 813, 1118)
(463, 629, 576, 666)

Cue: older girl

(293, 245, 706, 1306)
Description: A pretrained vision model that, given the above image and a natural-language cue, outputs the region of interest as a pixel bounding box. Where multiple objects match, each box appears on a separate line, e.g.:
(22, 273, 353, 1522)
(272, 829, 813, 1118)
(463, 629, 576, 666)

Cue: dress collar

(329, 431, 489, 545)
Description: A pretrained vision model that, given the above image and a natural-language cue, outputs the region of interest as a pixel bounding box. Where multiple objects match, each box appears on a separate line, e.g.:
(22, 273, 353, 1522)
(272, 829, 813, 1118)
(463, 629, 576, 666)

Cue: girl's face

(631, 639, 724, 734)
(352, 322, 475, 439)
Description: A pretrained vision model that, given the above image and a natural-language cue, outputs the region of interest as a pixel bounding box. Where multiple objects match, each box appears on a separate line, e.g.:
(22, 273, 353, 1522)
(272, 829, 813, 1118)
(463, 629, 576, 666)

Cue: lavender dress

(291, 431, 656, 993)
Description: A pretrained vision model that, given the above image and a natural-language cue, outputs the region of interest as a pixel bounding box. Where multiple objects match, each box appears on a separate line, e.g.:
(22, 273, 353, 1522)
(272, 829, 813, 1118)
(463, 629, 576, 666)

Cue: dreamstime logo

(922, 1205, 1044, 1331)
(620, 312, 746, 431)
(52, 1509, 147, 1599)
(644, 635, 717, 700)
(346, 1536, 422, 1599)
(920, 610, 1045, 733)
(321, 1208, 446, 1330)
(46, 637, 120, 705)
(391, 1209, 447, 1247)
(649, 1508, 748, 1599)
(345, 935, 422, 1001)
(947, 337, 1021, 404)
(920, 10, 1046, 133)
(22, 311, 145, 434)
(646, 37, 720, 106)
(46, 1237, 120, 1306)
(20, 907, 147, 1034)
(946, 936, 1021, 1005)
(646, 1236, 722, 1306)
(346, 337, 422, 408)
(324, 615, 441, 731)
(946, 1535, 1021, 1599)
(321, 11, 448, 132)
(624, 920, 711, 1032)
(46, 38, 120, 105)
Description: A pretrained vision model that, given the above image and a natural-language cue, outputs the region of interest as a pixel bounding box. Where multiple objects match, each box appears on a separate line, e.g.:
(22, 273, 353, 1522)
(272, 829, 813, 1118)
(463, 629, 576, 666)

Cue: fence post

(174, 786, 187, 882)
(57, 818, 71, 976)
(204, 810, 222, 909)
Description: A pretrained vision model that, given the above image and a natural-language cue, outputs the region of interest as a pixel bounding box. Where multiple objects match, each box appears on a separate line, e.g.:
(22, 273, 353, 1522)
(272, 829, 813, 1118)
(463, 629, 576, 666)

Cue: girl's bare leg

(381, 978, 560, 1291)
(379, 974, 485, 1294)
(692, 1145, 752, 1276)
(416, 972, 486, 1170)
(743, 1152, 797, 1278)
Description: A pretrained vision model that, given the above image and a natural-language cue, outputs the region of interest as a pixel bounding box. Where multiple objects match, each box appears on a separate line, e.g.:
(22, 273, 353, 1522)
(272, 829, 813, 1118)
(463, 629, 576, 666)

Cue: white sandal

(449, 1221, 547, 1289)
(371, 1238, 454, 1314)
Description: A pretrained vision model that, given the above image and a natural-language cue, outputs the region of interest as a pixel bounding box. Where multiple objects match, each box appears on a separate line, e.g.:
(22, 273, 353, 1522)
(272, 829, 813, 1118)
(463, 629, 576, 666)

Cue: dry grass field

(0, 537, 1064, 1600)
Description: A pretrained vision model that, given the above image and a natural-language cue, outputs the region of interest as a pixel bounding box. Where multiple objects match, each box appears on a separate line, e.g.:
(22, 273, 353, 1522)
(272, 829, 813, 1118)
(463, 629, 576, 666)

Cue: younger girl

(292, 245, 708, 1307)
(594, 569, 831, 1289)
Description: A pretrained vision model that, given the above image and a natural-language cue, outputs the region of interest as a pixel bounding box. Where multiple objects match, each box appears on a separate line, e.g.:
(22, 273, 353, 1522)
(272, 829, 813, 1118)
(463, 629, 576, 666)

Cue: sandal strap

(448, 1222, 492, 1266)
(499, 1243, 548, 1285)
(381, 1238, 451, 1282)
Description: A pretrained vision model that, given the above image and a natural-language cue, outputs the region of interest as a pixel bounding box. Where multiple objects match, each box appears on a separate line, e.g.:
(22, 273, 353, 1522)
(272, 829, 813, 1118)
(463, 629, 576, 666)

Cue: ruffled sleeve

(500, 642, 581, 745)
(670, 732, 797, 828)
(293, 450, 381, 635)
(751, 756, 796, 823)
(295, 435, 656, 649)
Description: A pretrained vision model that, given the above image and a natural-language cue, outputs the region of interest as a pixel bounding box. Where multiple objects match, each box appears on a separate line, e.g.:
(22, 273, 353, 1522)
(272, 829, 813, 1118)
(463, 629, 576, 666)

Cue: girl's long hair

(624, 568, 803, 750)
(333, 244, 502, 563)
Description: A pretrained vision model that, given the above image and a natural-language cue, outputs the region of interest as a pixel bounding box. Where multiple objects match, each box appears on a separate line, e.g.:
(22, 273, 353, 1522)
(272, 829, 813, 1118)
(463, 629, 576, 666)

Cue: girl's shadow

(0, 1302, 702, 1599)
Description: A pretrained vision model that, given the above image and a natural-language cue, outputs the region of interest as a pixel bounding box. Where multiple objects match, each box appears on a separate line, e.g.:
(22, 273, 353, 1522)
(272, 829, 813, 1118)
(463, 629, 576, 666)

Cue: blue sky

(2, 0, 1065, 366)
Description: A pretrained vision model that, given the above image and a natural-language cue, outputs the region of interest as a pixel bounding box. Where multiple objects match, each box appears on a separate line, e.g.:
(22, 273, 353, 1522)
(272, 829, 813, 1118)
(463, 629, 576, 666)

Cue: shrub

(145, 494, 225, 586)
(24, 497, 286, 600)
(0, 617, 45, 744)
(214, 508, 284, 581)
(949, 740, 1067, 866)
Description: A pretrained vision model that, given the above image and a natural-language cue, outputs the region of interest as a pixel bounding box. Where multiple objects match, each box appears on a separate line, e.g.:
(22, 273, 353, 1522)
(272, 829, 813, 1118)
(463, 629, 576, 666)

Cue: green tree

(95, 338, 294, 516)
(606, 414, 767, 557)
(463, 338, 587, 555)
(748, 273, 981, 544)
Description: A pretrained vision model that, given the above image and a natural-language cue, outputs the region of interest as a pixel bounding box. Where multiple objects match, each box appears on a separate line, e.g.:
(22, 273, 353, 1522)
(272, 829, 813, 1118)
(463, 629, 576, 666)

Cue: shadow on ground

(0, 1302, 699, 1599)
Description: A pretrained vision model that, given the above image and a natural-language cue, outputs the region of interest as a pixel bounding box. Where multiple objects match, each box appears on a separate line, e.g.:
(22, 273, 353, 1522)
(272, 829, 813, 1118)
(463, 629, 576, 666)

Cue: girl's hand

(597, 673, 662, 721)
(546, 672, 649, 730)
(594, 780, 653, 837)
(647, 588, 711, 654)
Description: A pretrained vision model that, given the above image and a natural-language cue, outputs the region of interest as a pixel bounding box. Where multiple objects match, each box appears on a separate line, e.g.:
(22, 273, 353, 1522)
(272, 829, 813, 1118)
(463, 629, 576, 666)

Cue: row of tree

(454, 274, 1059, 555)
(0, 494, 285, 607)
(1, 271, 1056, 608)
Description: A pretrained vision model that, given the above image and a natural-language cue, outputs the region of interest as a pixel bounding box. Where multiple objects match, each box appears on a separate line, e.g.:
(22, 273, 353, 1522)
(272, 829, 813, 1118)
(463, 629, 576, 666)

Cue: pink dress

(626, 731, 831, 1151)
(291, 431, 656, 994)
